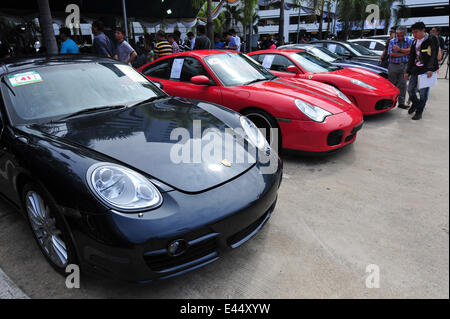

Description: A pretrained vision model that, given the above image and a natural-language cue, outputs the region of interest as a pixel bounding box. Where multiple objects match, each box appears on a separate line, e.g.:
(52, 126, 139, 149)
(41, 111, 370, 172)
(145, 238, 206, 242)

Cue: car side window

(356, 41, 370, 48)
(333, 44, 351, 56)
(178, 57, 210, 82)
(269, 55, 294, 72)
(142, 59, 172, 79)
(253, 54, 293, 72)
(375, 43, 385, 51)
(251, 54, 264, 64)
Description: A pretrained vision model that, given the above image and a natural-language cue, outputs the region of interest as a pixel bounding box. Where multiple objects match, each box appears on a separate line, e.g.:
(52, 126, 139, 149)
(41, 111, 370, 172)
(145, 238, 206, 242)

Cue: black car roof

(0, 54, 116, 77)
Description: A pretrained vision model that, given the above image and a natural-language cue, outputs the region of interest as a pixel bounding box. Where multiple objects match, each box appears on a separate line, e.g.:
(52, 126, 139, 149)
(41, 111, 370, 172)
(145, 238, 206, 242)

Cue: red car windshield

(205, 53, 275, 87)
(289, 52, 341, 73)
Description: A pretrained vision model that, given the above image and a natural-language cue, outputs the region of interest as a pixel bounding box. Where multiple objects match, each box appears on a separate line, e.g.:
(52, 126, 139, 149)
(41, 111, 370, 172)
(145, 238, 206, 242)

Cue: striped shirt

(154, 40, 173, 59)
(388, 37, 414, 64)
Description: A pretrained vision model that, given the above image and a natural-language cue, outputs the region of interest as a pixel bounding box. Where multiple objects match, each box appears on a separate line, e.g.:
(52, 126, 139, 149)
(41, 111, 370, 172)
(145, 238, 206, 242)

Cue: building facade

(256, 0, 449, 43)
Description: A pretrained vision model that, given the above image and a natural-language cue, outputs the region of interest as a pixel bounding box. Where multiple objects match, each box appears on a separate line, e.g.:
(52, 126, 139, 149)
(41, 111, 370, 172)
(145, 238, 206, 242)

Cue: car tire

(242, 109, 282, 152)
(21, 182, 77, 276)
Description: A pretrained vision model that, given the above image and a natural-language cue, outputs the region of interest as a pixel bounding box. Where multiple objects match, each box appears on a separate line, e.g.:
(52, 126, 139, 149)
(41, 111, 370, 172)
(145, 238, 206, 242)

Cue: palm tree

(37, 0, 58, 54)
(193, 0, 214, 48)
(279, 0, 285, 45)
(378, 0, 408, 34)
(317, 0, 326, 39)
(206, 0, 214, 47)
(338, 0, 356, 40)
(224, 4, 243, 32)
(241, 0, 258, 51)
(292, 0, 305, 43)
(392, 3, 410, 30)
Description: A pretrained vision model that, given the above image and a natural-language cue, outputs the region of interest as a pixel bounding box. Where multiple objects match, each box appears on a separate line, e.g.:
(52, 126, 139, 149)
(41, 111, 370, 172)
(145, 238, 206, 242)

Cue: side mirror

(286, 65, 300, 74)
(191, 75, 211, 85)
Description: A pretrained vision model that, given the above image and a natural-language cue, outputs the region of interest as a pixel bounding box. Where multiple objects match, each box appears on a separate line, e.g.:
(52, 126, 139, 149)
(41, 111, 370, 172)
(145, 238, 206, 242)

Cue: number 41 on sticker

(8, 71, 43, 87)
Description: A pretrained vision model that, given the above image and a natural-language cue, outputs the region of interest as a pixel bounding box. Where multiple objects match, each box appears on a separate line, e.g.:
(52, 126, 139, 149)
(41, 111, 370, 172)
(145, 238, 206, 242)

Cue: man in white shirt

(230, 29, 241, 52)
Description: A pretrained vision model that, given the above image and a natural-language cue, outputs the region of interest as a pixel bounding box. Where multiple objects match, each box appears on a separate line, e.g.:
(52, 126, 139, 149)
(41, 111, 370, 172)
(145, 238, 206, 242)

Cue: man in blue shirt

(92, 20, 115, 58)
(59, 27, 79, 55)
(388, 26, 414, 109)
(214, 34, 224, 49)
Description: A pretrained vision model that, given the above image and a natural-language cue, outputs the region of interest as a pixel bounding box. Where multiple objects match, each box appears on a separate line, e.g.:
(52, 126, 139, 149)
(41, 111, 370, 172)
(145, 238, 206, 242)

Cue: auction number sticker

(8, 71, 43, 87)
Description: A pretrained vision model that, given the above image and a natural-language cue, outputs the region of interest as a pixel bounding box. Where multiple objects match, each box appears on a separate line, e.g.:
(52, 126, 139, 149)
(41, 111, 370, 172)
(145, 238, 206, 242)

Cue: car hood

(247, 78, 351, 114)
(25, 97, 256, 193)
(335, 60, 387, 74)
(327, 67, 396, 90)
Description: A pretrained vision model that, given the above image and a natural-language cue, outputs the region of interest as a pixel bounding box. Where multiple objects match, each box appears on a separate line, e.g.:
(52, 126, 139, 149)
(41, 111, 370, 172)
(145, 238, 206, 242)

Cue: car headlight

(240, 116, 269, 151)
(295, 99, 332, 123)
(351, 79, 376, 90)
(332, 87, 352, 104)
(87, 163, 162, 212)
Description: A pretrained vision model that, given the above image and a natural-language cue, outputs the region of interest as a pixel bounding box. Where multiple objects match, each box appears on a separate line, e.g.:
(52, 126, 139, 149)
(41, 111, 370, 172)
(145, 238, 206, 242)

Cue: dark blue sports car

(278, 44, 388, 79)
(0, 56, 282, 282)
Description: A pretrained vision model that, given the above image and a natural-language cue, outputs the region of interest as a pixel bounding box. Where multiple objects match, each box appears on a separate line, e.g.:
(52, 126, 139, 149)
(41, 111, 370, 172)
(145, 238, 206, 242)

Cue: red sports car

(248, 49, 400, 115)
(138, 50, 363, 153)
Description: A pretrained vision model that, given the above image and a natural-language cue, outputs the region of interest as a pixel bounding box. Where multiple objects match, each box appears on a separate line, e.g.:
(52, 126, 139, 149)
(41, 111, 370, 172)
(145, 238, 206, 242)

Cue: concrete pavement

(0, 77, 448, 299)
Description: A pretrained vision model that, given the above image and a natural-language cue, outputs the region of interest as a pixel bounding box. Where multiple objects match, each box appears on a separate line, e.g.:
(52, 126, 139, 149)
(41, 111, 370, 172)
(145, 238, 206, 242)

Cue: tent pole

(122, 0, 129, 40)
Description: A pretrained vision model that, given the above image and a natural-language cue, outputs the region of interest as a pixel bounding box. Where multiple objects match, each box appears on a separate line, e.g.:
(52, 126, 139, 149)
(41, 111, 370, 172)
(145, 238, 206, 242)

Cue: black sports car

(278, 44, 388, 79)
(0, 56, 282, 282)
(309, 40, 380, 66)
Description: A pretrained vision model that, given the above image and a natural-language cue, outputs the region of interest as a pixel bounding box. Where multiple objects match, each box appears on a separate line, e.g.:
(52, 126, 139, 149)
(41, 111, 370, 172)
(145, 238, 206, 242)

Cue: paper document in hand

(418, 72, 437, 90)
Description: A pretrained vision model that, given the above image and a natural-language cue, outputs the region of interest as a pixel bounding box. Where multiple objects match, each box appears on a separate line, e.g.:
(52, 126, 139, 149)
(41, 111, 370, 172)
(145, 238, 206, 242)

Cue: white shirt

(415, 34, 428, 67)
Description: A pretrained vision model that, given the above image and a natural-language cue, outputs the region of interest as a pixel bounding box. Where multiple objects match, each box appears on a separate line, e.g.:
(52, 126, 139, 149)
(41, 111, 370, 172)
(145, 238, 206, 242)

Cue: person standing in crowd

(92, 20, 115, 58)
(187, 32, 196, 50)
(154, 30, 173, 60)
(379, 27, 396, 68)
(114, 29, 137, 65)
(260, 35, 272, 50)
(405, 22, 440, 120)
(430, 27, 445, 63)
(59, 27, 80, 55)
(387, 26, 413, 109)
(225, 31, 237, 50)
(214, 34, 225, 49)
(230, 29, 241, 52)
(270, 38, 277, 49)
(168, 34, 181, 53)
(173, 30, 187, 51)
(194, 25, 211, 50)
(225, 30, 241, 52)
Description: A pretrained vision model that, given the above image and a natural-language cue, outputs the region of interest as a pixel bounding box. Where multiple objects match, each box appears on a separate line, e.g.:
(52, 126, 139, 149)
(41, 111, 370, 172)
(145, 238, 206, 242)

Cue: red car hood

(327, 67, 397, 91)
(247, 78, 352, 115)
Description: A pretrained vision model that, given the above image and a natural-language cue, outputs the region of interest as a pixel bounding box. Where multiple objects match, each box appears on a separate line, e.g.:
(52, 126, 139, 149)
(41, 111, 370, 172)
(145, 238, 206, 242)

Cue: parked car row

(0, 42, 398, 282)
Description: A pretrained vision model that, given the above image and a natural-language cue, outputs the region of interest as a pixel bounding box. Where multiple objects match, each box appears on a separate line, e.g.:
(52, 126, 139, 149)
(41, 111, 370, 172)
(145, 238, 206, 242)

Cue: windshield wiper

(1, 76, 16, 96)
(58, 105, 127, 121)
(130, 95, 167, 107)
(244, 78, 267, 86)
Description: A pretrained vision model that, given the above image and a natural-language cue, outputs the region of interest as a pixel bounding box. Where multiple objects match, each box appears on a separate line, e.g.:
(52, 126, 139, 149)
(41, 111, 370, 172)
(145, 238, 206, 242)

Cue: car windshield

(289, 52, 341, 73)
(309, 47, 340, 63)
(204, 53, 274, 86)
(347, 42, 379, 56)
(1, 62, 164, 125)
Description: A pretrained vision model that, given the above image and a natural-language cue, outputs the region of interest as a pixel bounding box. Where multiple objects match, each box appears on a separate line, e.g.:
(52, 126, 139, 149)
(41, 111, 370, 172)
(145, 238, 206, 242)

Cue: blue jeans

(408, 73, 430, 114)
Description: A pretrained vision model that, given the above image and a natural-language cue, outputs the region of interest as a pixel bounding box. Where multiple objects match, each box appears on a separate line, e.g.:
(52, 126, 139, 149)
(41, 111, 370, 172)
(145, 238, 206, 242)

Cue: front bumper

(279, 106, 364, 153)
(341, 87, 399, 115)
(69, 159, 282, 282)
